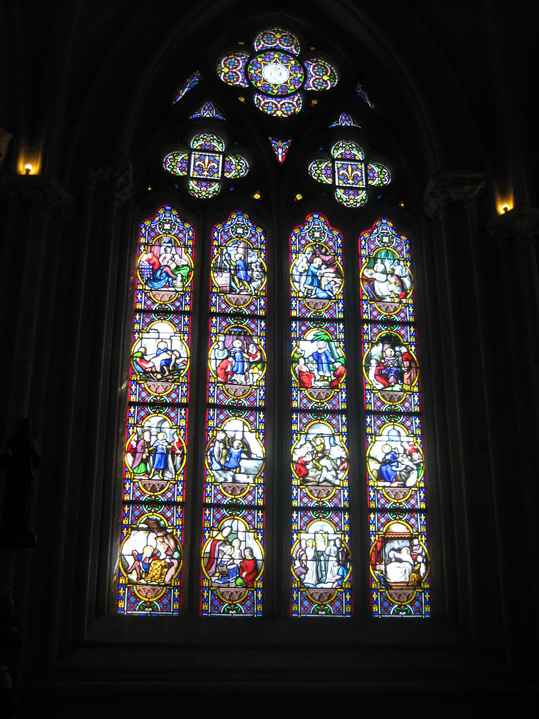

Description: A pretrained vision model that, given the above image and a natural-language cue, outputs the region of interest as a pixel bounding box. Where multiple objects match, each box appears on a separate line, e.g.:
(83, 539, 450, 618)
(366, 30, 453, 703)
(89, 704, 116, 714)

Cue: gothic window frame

(109, 17, 440, 639)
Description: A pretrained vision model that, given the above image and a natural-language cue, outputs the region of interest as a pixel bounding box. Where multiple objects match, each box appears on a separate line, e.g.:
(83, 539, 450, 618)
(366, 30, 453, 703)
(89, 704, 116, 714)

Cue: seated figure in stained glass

(202, 518, 263, 596)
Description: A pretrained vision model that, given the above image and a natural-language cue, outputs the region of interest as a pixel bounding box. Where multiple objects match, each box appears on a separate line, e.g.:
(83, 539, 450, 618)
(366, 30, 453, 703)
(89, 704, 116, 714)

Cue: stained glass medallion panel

(201, 211, 267, 616)
(360, 218, 431, 617)
(290, 214, 353, 617)
(118, 206, 194, 616)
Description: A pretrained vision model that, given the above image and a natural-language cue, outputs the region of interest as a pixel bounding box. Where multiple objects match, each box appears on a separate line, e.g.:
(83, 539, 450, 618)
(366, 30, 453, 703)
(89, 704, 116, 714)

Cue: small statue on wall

(0, 419, 41, 547)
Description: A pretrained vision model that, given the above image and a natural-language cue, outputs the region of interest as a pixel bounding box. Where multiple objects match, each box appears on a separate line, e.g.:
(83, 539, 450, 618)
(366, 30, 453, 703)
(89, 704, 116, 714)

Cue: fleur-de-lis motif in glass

(163, 132, 249, 199)
(308, 140, 390, 208)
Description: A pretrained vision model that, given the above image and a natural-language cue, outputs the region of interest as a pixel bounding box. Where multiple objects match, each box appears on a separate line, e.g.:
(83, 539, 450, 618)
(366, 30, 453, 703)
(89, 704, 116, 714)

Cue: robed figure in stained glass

(206, 418, 264, 486)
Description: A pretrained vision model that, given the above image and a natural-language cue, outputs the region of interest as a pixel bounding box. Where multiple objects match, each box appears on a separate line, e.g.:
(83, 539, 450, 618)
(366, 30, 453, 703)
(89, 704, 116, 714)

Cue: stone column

(486, 206, 539, 665)
(10, 155, 133, 667)
(0, 175, 73, 426)
(0, 174, 73, 697)
(423, 171, 497, 645)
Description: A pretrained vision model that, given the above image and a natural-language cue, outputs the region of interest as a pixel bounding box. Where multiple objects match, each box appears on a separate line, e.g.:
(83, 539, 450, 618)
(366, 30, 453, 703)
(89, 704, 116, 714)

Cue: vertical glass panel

(201, 211, 267, 616)
(359, 218, 431, 617)
(118, 206, 194, 616)
(290, 213, 353, 617)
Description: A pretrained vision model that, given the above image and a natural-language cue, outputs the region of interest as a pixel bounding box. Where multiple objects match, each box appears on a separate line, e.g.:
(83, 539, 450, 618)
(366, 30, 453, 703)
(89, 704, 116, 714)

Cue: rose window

(217, 28, 338, 117)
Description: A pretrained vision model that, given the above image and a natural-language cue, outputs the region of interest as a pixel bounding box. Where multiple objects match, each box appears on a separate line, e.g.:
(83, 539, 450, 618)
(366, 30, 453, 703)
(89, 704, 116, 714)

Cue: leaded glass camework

(309, 140, 391, 208)
(172, 70, 203, 104)
(201, 211, 267, 616)
(118, 206, 194, 616)
(290, 214, 352, 617)
(269, 137, 292, 163)
(330, 113, 361, 128)
(218, 28, 338, 117)
(190, 102, 226, 120)
(360, 218, 431, 618)
(163, 133, 249, 199)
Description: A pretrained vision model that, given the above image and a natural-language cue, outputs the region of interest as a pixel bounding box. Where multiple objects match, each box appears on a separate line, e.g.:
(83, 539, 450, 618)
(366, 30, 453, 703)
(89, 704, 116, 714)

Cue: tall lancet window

(118, 206, 194, 616)
(202, 211, 267, 616)
(290, 214, 352, 617)
(360, 219, 431, 617)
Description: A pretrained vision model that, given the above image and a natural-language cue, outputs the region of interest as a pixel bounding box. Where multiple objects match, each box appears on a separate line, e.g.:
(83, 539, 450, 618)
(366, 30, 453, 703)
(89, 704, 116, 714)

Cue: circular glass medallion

(247, 51, 304, 96)
(262, 62, 289, 85)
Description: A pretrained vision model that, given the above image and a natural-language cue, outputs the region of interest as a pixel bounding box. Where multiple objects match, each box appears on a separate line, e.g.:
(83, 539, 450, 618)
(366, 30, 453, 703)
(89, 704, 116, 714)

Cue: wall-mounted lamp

(496, 198, 514, 215)
(18, 145, 42, 175)
(496, 188, 514, 216)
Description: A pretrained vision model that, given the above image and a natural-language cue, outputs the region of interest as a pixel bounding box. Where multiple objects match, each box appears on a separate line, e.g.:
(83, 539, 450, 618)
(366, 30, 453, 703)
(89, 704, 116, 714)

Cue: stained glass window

(290, 214, 353, 617)
(201, 211, 267, 616)
(269, 137, 292, 163)
(119, 24, 434, 623)
(359, 218, 430, 617)
(309, 140, 391, 208)
(172, 70, 203, 104)
(355, 82, 378, 113)
(330, 113, 361, 128)
(118, 206, 194, 616)
(163, 132, 249, 198)
(217, 28, 338, 117)
(190, 102, 226, 120)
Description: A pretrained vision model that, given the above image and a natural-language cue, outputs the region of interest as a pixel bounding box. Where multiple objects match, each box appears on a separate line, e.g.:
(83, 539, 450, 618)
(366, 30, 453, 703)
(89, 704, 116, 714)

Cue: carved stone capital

(78, 152, 133, 205)
(0, 175, 74, 215)
(486, 206, 539, 241)
(423, 170, 486, 218)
